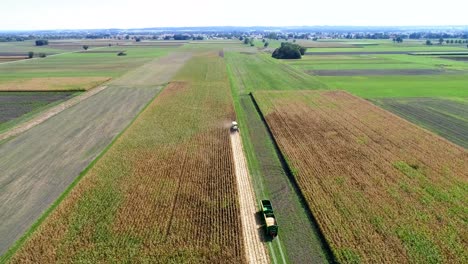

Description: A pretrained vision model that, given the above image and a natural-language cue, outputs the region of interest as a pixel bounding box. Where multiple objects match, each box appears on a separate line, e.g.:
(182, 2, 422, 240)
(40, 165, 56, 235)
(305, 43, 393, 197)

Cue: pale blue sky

(1, 0, 467, 30)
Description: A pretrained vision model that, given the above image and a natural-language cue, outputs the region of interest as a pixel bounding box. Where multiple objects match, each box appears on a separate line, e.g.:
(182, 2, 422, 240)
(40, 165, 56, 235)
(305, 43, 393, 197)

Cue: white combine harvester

(231, 121, 239, 132)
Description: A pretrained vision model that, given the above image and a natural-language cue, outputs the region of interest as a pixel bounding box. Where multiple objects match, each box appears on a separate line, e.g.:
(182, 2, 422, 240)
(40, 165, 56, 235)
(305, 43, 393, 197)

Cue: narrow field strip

(230, 131, 269, 264)
(0, 85, 107, 141)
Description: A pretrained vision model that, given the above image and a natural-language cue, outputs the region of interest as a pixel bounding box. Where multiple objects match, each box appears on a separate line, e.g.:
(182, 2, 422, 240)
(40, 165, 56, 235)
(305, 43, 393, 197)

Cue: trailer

(261, 200, 278, 237)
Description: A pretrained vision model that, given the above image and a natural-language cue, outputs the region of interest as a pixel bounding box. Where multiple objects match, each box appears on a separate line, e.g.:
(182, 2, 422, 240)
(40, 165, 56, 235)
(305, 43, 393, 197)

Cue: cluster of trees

(242, 37, 255, 46)
(426, 39, 468, 45)
(27, 51, 47, 58)
(444, 39, 468, 44)
(173, 34, 191, 40)
(35, 39, 48, 46)
(272, 42, 307, 59)
(392, 37, 404, 43)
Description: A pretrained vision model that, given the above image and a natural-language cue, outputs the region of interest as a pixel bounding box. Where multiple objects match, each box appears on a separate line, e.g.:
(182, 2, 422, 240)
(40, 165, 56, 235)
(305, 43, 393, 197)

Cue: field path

(0, 52, 192, 255)
(0, 85, 108, 141)
(230, 130, 269, 264)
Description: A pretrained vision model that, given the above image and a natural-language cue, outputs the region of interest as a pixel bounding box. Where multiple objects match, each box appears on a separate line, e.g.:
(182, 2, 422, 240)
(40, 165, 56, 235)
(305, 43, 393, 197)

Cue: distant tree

(117, 51, 127, 56)
(35, 39, 48, 46)
(239, 36, 244, 41)
(250, 43, 255, 47)
(135, 37, 141, 42)
(28, 51, 34, 58)
(264, 42, 269, 48)
(450, 39, 454, 44)
(272, 42, 306, 59)
(164, 35, 171, 40)
(173, 34, 190, 40)
(446, 40, 450, 44)
(266, 32, 278, 39)
(293, 39, 296, 43)
(125, 35, 130, 40)
(108, 43, 112, 47)
(83, 45, 89, 50)
(243, 38, 250, 45)
(38, 53, 47, 58)
(439, 38, 444, 45)
(262, 38, 266, 43)
(312, 37, 318, 41)
(426, 40, 432, 45)
(396, 36, 403, 43)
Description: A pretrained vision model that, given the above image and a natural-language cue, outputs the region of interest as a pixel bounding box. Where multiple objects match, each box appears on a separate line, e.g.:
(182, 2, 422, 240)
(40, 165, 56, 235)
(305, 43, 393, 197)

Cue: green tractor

(261, 200, 278, 238)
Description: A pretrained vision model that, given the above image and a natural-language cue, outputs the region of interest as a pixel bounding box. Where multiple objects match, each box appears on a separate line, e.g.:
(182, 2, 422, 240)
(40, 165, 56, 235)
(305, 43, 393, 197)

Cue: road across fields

(230, 131, 270, 264)
(0, 52, 191, 255)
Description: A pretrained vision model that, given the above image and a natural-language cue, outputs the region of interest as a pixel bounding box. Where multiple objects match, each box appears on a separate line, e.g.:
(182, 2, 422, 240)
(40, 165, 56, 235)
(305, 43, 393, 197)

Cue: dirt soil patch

(0, 56, 27, 63)
(0, 92, 75, 124)
(308, 69, 450, 76)
(0, 77, 110, 91)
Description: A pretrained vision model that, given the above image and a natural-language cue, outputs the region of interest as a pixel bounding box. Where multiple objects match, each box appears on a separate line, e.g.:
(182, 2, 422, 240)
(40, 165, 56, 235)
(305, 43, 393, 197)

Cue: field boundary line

(230, 131, 269, 264)
(249, 92, 336, 263)
(0, 85, 108, 142)
(0, 85, 164, 263)
(0, 46, 107, 65)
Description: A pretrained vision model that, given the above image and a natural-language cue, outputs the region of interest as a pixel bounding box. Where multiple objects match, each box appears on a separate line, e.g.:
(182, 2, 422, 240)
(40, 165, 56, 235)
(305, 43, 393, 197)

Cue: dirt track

(230, 131, 269, 264)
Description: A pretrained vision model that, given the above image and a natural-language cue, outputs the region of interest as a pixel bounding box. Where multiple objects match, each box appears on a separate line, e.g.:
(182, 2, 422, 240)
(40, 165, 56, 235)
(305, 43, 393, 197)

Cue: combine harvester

(231, 121, 239, 132)
(261, 200, 278, 238)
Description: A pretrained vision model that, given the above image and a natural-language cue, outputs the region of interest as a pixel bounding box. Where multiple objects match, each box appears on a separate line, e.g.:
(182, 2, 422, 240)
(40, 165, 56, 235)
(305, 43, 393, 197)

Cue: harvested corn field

(0, 77, 110, 91)
(253, 90, 468, 263)
(9, 54, 245, 263)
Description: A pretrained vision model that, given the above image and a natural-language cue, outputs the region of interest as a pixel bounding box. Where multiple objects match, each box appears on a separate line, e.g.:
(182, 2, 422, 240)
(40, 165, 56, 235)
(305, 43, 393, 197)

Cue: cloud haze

(1, 0, 467, 30)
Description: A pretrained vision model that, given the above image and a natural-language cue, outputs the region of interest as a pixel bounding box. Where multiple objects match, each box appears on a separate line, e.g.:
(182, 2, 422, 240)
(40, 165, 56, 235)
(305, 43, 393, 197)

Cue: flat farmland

(0, 52, 191, 258)
(254, 90, 468, 263)
(7, 53, 245, 263)
(226, 50, 331, 263)
(372, 97, 468, 148)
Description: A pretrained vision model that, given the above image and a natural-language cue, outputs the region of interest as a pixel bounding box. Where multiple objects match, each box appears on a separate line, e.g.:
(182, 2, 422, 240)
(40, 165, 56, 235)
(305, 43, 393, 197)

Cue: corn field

(254, 90, 468, 263)
(10, 53, 245, 263)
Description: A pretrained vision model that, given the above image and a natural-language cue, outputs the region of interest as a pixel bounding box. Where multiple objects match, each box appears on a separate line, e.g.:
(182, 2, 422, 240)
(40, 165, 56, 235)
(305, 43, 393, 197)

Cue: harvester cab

(231, 121, 239, 132)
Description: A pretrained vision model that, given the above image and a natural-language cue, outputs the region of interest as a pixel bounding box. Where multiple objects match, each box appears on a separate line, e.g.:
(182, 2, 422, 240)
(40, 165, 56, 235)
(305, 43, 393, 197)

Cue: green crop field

(372, 97, 468, 148)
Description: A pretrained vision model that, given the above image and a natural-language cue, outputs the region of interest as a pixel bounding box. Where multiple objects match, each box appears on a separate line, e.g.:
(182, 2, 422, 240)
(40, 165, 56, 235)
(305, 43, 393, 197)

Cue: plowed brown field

(254, 90, 468, 263)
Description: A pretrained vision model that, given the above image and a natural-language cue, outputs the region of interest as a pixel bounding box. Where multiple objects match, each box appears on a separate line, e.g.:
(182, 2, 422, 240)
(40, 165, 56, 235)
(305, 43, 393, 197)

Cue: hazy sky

(1, 0, 467, 30)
